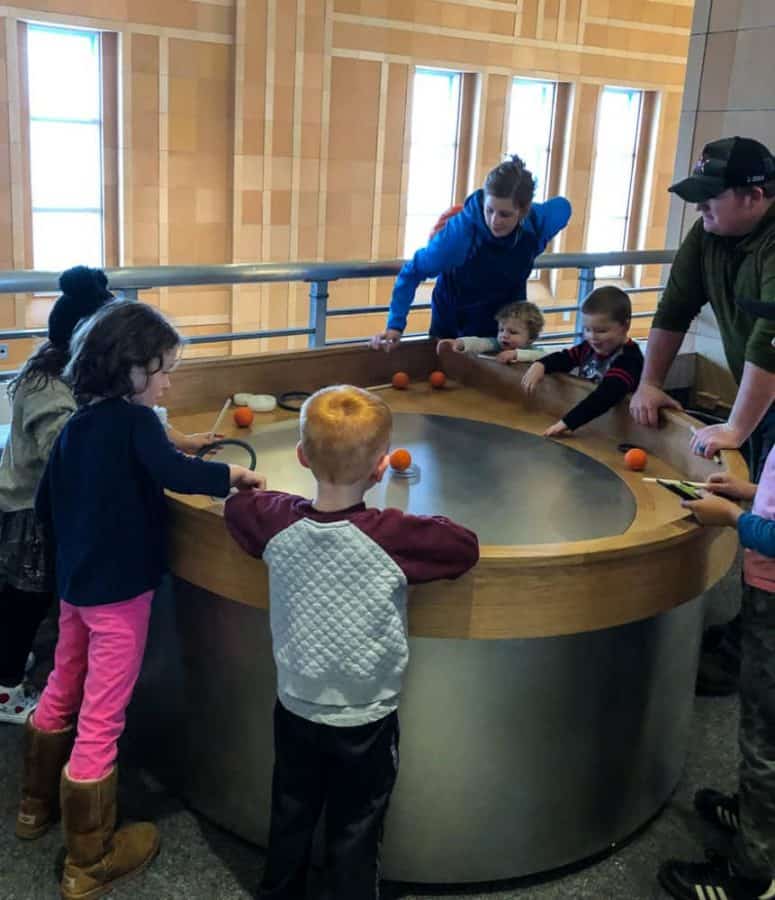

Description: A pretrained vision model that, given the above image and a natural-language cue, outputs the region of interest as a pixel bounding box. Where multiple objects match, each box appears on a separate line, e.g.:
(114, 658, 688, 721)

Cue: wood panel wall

(0, 0, 691, 369)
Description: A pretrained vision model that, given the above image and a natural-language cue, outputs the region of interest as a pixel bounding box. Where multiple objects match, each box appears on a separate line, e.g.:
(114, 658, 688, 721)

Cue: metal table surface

(211, 412, 636, 543)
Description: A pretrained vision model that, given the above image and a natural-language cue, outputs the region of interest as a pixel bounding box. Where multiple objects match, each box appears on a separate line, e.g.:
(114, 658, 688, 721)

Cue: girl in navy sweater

(16, 300, 264, 900)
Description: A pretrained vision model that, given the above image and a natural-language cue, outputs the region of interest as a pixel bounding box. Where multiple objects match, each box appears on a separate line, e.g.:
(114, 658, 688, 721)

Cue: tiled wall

(666, 0, 775, 406)
(0, 0, 691, 366)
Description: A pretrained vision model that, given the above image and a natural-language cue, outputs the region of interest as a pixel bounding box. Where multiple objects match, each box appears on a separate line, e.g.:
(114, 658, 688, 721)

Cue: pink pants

(33, 592, 153, 781)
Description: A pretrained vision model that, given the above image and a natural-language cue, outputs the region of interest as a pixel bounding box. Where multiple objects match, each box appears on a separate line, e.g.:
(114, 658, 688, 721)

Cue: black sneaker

(695, 788, 740, 833)
(658, 851, 775, 900)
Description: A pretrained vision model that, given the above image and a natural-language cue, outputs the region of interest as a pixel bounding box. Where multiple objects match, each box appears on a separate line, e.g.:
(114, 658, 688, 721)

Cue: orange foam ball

(389, 448, 412, 472)
(392, 371, 410, 390)
(624, 448, 648, 471)
(429, 370, 446, 389)
(233, 407, 254, 428)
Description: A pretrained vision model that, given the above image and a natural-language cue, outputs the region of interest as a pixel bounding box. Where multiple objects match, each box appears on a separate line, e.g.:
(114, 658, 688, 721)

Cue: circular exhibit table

(127, 342, 744, 883)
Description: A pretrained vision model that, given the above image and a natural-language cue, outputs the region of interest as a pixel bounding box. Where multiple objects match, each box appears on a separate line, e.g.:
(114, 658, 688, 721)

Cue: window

(506, 77, 557, 203)
(586, 86, 643, 278)
(403, 68, 462, 258)
(27, 25, 104, 271)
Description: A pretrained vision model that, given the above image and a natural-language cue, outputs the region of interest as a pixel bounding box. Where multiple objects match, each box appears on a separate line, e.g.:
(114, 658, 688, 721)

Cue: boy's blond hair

(495, 301, 545, 342)
(300, 385, 392, 484)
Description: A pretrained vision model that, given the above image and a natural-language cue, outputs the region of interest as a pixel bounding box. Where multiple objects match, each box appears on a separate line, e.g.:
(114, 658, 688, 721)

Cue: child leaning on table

(657, 299, 775, 900)
(437, 300, 546, 364)
(521, 285, 643, 438)
(224, 384, 479, 900)
(656, 465, 775, 899)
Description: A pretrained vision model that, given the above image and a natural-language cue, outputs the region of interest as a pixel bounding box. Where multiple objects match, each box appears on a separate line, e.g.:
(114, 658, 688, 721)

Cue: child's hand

(436, 338, 464, 354)
(543, 420, 571, 438)
(495, 349, 516, 365)
(681, 493, 743, 527)
(182, 432, 223, 455)
(521, 362, 545, 394)
(229, 465, 267, 491)
(703, 472, 756, 502)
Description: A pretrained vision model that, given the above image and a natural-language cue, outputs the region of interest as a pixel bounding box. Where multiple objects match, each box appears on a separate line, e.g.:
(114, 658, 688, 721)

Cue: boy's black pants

(260, 700, 399, 900)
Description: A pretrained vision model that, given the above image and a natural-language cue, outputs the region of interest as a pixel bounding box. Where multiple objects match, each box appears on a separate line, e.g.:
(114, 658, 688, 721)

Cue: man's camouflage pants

(734, 584, 775, 878)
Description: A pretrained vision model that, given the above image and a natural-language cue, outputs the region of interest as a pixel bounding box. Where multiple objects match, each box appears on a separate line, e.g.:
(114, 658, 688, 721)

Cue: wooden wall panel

(324, 56, 380, 266)
(130, 33, 160, 267)
(0, 0, 692, 367)
(168, 40, 232, 265)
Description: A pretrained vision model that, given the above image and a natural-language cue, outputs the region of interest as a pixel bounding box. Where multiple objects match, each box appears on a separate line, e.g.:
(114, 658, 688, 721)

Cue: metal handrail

(0, 249, 675, 295)
(0, 248, 675, 373)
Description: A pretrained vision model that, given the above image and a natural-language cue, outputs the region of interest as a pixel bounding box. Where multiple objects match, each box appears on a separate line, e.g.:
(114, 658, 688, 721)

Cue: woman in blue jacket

(370, 154, 571, 350)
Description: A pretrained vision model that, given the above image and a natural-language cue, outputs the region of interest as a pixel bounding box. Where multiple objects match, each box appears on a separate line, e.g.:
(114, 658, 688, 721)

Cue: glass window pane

(586, 86, 643, 277)
(33, 212, 103, 271)
(30, 121, 102, 209)
(403, 69, 461, 257)
(508, 78, 556, 202)
(27, 26, 100, 121)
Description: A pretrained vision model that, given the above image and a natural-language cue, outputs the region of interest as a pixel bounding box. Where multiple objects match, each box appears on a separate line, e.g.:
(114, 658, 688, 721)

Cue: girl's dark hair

(7, 341, 69, 401)
(484, 154, 536, 209)
(65, 300, 181, 405)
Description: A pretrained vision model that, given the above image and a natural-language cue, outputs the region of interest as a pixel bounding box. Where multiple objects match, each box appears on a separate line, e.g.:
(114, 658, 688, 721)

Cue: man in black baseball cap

(630, 134, 775, 699)
(669, 136, 775, 204)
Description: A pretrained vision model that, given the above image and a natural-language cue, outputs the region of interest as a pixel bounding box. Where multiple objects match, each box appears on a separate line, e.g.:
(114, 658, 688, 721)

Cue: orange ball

(624, 447, 648, 471)
(392, 371, 410, 390)
(429, 370, 446, 389)
(233, 407, 254, 428)
(389, 448, 412, 472)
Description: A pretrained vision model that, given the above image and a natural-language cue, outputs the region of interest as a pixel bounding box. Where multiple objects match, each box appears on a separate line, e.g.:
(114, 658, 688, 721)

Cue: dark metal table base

(129, 578, 701, 882)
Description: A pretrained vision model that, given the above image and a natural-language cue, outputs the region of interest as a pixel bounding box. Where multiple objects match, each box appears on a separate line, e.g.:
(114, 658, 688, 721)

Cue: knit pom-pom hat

(48, 265, 114, 349)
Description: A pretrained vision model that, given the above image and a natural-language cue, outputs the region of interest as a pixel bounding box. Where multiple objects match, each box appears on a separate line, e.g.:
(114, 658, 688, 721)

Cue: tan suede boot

(60, 766, 160, 900)
(15, 715, 74, 839)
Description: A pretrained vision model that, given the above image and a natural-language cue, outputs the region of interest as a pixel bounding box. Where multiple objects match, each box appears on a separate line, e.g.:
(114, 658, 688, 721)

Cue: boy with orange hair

(224, 385, 479, 900)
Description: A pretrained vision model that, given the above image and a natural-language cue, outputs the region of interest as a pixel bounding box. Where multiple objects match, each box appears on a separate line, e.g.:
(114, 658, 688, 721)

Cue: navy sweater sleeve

(131, 405, 231, 496)
(738, 512, 775, 557)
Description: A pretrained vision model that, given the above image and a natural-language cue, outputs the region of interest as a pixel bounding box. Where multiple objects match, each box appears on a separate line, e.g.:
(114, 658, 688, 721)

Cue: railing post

(308, 280, 328, 348)
(575, 266, 596, 338)
(119, 288, 139, 300)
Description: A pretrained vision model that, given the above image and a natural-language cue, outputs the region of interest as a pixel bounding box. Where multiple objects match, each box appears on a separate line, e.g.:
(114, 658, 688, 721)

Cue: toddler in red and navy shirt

(521, 285, 643, 438)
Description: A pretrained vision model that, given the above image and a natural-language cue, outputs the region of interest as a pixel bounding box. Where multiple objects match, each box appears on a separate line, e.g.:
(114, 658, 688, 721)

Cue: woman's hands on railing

(369, 328, 402, 352)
